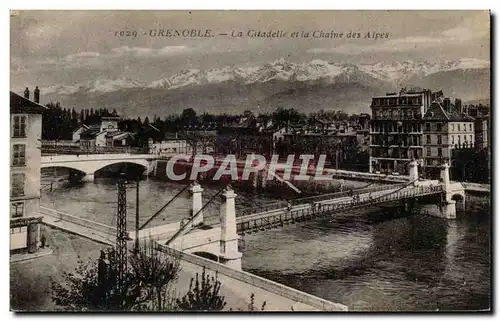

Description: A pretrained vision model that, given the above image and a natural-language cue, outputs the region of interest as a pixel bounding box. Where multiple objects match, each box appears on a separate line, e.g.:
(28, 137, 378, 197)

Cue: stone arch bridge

(41, 154, 156, 182)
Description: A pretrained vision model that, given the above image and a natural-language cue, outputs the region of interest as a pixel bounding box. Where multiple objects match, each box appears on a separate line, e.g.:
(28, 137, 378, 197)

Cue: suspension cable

(139, 183, 191, 230)
(165, 184, 228, 246)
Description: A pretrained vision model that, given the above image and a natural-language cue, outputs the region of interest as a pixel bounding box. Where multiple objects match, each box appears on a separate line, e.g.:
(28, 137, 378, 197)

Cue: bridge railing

(41, 146, 150, 156)
(237, 182, 409, 217)
(236, 184, 444, 232)
(290, 182, 409, 206)
(40, 206, 117, 236)
(236, 200, 290, 217)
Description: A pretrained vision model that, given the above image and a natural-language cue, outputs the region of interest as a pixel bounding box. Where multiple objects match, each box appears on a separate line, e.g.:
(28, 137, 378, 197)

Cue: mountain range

(37, 58, 490, 118)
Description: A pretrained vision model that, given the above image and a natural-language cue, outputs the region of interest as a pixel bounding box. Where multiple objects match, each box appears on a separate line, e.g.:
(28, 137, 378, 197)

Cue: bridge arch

(93, 161, 148, 176)
(451, 192, 466, 212)
(40, 154, 153, 182)
(41, 165, 86, 176)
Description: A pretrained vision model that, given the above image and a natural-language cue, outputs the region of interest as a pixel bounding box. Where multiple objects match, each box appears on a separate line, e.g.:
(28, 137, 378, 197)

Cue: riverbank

(10, 225, 344, 311)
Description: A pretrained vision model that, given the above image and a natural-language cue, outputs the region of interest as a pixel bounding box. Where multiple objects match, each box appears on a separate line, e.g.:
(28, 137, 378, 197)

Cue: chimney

(34, 86, 40, 103)
(24, 87, 30, 99)
(455, 98, 462, 113)
(443, 98, 451, 113)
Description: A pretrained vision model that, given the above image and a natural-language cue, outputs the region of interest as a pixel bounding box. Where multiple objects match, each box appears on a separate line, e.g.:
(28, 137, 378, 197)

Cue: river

(40, 171, 491, 311)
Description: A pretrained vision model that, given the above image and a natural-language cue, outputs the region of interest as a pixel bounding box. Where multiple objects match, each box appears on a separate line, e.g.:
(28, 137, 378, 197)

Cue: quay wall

(157, 244, 348, 311)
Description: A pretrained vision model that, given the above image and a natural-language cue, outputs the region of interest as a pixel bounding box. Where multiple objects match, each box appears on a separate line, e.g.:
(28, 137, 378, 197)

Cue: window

(452, 136, 455, 144)
(469, 123, 472, 131)
(464, 135, 467, 142)
(470, 135, 473, 143)
(426, 135, 431, 144)
(10, 226, 26, 234)
(436, 123, 442, 131)
(437, 148, 442, 157)
(458, 124, 461, 131)
(426, 147, 431, 156)
(437, 135, 442, 145)
(12, 144, 26, 167)
(451, 124, 454, 132)
(11, 202, 24, 218)
(11, 173, 25, 196)
(12, 116, 27, 138)
(425, 123, 430, 131)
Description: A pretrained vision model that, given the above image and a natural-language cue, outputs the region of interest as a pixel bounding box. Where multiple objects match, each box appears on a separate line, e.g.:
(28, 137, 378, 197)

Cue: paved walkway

(174, 259, 321, 311)
(10, 248, 54, 263)
(41, 214, 115, 246)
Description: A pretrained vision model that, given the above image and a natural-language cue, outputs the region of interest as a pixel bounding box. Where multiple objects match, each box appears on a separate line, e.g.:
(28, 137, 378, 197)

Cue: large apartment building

(10, 88, 46, 253)
(422, 97, 475, 178)
(369, 88, 441, 175)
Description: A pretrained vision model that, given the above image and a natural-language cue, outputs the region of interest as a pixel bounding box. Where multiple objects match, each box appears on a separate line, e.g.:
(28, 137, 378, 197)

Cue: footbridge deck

(235, 183, 444, 234)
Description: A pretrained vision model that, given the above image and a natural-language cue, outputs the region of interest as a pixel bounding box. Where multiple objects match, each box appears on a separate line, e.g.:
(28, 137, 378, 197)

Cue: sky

(10, 10, 490, 90)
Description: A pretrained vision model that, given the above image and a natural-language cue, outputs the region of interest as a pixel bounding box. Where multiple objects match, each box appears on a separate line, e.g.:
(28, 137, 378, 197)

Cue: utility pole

(135, 177, 140, 252)
(116, 174, 128, 296)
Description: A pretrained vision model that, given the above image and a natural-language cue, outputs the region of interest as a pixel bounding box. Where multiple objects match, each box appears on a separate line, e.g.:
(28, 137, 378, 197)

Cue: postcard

(9, 10, 491, 312)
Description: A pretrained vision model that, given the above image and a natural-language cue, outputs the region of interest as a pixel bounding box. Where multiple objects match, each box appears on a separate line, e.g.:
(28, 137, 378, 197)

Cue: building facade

(78, 117, 136, 150)
(474, 116, 489, 150)
(369, 88, 439, 175)
(10, 90, 45, 253)
(421, 98, 475, 179)
(148, 137, 191, 155)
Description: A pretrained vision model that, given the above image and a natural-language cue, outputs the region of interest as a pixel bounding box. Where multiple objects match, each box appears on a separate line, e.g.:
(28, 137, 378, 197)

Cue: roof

(110, 132, 134, 140)
(372, 93, 424, 99)
(72, 124, 89, 133)
(148, 124, 161, 132)
(10, 91, 47, 114)
(423, 100, 475, 122)
(311, 117, 335, 125)
(80, 129, 103, 139)
(105, 131, 125, 138)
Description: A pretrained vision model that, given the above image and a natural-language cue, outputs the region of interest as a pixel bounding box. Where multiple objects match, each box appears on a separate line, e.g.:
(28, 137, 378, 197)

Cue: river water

(40, 172, 491, 311)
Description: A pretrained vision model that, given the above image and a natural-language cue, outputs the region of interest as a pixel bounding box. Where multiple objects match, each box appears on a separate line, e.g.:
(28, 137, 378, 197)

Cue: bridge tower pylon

(408, 159, 419, 185)
(190, 181, 204, 226)
(440, 162, 456, 219)
(219, 185, 242, 270)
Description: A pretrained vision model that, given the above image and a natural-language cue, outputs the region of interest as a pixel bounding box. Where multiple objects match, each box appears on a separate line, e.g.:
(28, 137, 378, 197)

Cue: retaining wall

(157, 244, 348, 311)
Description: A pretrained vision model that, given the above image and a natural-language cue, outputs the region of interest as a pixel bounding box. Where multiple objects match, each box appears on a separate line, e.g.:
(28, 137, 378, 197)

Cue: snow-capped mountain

(42, 58, 489, 94)
(145, 58, 489, 90)
(43, 78, 147, 95)
(36, 58, 489, 118)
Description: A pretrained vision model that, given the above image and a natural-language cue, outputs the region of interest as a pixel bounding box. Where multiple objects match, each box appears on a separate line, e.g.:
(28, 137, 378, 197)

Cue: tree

(272, 107, 301, 128)
(128, 240, 181, 311)
(243, 110, 254, 118)
(176, 267, 226, 311)
(181, 108, 198, 127)
(50, 248, 139, 311)
(50, 240, 182, 311)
